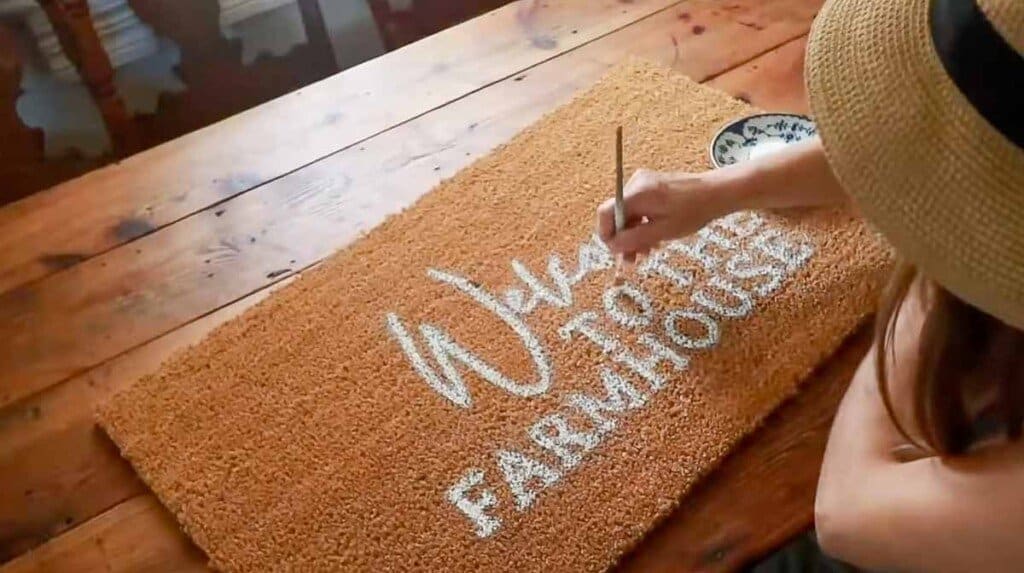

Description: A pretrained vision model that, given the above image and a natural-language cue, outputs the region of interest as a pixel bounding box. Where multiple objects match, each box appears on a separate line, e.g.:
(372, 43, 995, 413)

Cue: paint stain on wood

(112, 217, 156, 241)
(215, 209, 226, 217)
(516, 0, 541, 25)
(531, 34, 558, 50)
(692, 25, 706, 35)
(699, 539, 737, 566)
(4, 284, 37, 313)
(677, 11, 691, 21)
(266, 269, 292, 279)
(39, 252, 88, 271)
(214, 173, 263, 195)
(323, 111, 344, 125)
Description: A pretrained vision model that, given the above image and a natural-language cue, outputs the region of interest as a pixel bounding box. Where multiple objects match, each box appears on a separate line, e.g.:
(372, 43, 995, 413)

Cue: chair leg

(37, 0, 140, 156)
(366, 0, 401, 51)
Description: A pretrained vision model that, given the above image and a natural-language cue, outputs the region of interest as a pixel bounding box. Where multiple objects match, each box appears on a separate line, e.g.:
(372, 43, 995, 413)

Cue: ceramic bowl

(709, 113, 817, 168)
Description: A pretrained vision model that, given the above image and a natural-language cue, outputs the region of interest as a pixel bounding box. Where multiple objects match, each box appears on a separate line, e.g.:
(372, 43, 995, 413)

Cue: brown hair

(875, 261, 1024, 456)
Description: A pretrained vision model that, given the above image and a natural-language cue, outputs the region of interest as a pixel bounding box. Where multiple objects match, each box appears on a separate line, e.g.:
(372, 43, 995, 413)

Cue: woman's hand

(595, 137, 848, 262)
(595, 168, 734, 262)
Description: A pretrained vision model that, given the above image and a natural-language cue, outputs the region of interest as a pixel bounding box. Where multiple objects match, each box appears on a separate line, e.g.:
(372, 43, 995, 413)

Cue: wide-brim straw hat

(806, 0, 1024, 328)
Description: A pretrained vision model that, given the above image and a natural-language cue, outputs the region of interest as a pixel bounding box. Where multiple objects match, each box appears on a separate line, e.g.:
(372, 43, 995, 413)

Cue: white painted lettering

(725, 252, 785, 296)
(715, 211, 764, 238)
(668, 227, 734, 270)
(385, 268, 553, 408)
(755, 228, 814, 271)
(496, 449, 561, 511)
(693, 276, 754, 318)
(568, 367, 647, 434)
(560, 312, 686, 391)
(447, 469, 501, 538)
(512, 254, 574, 311)
(572, 234, 616, 283)
(664, 309, 720, 349)
(638, 248, 694, 291)
(603, 282, 655, 329)
(529, 413, 603, 469)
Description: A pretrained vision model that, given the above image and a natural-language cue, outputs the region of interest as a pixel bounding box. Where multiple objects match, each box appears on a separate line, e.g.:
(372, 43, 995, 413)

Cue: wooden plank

(0, 0, 823, 409)
(706, 34, 808, 112)
(0, 280, 292, 562)
(0, 31, 818, 567)
(0, 0, 685, 295)
(1, 496, 209, 573)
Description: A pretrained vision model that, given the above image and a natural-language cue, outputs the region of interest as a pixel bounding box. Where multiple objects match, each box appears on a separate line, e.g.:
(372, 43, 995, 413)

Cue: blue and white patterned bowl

(709, 113, 817, 168)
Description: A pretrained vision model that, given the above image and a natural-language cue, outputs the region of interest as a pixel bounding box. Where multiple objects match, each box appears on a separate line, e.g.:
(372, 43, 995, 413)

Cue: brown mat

(100, 61, 892, 572)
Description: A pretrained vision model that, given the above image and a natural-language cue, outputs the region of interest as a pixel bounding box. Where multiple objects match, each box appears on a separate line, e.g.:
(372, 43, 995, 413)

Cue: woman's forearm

(710, 136, 849, 215)
(597, 136, 850, 260)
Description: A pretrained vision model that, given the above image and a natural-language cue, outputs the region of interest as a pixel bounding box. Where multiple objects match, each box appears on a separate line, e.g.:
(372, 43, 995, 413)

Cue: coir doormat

(100, 61, 891, 572)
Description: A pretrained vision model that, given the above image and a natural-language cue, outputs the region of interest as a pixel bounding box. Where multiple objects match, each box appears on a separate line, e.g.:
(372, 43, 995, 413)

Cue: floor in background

(4, 0, 515, 205)
(11, 0, 385, 162)
(747, 530, 862, 573)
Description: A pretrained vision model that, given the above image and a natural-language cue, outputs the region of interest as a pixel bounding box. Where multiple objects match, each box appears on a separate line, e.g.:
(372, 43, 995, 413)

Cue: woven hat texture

(807, 0, 1024, 328)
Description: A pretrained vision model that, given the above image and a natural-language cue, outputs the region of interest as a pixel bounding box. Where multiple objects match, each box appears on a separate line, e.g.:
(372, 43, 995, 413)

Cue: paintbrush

(613, 126, 627, 283)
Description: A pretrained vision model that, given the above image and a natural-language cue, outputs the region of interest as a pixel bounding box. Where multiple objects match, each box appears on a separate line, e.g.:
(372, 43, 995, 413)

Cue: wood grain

(0, 278, 292, 561)
(0, 0, 686, 295)
(707, 34, 808, 113)
(1, 496, 209, 573)
(0, 28, 822, 568)
(0, 0, 823, 409)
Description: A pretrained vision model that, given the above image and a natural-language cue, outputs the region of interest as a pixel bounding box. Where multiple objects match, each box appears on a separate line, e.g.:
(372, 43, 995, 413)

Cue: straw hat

(806, 0, 1024, 329)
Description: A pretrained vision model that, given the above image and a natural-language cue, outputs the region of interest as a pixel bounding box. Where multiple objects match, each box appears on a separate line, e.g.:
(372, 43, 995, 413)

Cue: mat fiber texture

(100, 61, 892, 572)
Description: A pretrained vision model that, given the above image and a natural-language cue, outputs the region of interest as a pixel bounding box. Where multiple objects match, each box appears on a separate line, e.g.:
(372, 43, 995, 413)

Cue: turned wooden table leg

(37, 0, 141, 156)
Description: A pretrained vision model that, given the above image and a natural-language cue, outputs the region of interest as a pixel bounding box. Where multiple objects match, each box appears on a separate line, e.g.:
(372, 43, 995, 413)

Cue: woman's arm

(596, 136, 848, 259)
(816, 288, 1024, 572)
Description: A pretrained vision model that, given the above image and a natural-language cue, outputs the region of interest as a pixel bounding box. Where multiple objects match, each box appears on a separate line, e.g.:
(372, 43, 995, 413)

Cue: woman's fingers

(605, 219, 675, 257)
(596, 197, 618, 244)
(596, 170, 672, 243)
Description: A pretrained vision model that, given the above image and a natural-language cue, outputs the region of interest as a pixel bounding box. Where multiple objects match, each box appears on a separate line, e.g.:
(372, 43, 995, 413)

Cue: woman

(597, 0, 1023, 571)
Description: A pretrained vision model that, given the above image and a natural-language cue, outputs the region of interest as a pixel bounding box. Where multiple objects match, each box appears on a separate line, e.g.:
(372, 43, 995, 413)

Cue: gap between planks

(0, 0, 690, 295)
(0, 33, 814, 566)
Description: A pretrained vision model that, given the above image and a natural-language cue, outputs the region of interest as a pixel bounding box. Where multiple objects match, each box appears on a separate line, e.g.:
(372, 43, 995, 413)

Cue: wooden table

(0, 0, 871, 570)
